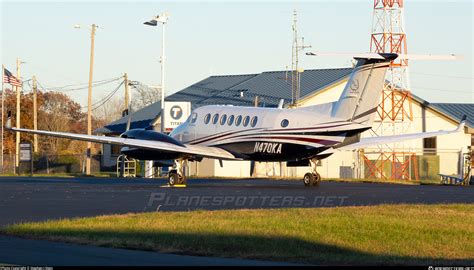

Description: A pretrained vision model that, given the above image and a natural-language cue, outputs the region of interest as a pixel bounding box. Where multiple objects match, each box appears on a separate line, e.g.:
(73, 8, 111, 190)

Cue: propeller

(249, 160, 255, 177)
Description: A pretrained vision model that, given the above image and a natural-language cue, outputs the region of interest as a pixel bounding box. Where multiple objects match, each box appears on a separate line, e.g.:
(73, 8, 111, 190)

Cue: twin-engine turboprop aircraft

(7, 53, 465, 186)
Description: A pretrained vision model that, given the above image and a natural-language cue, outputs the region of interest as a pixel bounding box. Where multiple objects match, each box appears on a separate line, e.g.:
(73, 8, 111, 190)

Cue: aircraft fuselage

(122, 105, 370, 163)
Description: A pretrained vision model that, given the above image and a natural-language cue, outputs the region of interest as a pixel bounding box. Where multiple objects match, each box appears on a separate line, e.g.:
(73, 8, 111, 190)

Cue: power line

(91, 80, 125, 111)
(40, 76, 123, 92)
(35, 78, 126, 110)
(413, 86, 473, 94)
(411, 72, 474, 80)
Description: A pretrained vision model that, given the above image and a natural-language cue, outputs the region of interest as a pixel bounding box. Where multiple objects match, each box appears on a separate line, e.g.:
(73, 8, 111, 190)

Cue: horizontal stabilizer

(307, 52, 460, 61)
(337, 116, 466, 151)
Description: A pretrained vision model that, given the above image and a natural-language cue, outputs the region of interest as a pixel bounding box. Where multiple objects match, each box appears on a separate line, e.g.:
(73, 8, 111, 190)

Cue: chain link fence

(1, 154, 112, 175)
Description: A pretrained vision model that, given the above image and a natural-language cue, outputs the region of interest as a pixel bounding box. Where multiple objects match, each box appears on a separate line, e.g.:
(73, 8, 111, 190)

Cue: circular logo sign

(170, 105, 183, 120)
(350, 79, 360, 91)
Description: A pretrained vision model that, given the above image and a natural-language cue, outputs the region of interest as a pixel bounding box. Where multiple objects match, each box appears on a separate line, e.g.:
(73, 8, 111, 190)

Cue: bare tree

(95, 95, 125, 124)
(38, 91, 87, 156)
(129, 81, 162, 111)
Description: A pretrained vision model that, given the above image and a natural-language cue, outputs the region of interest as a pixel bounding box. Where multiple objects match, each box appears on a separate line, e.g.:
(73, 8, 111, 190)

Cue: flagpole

(1, 64, 4, 173)
(15, 58, 21, 175)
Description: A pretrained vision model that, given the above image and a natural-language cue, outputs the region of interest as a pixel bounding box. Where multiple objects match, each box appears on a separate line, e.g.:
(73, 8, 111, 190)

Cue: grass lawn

(3, 204, 473, 265)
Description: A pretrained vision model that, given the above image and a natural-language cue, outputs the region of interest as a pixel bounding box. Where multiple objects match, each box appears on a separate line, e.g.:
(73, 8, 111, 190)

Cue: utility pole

(124, 73, 129, 112)
(86, 24, 97, 176)
(32, 75, 38, 153)
(15, 58, 21, 174)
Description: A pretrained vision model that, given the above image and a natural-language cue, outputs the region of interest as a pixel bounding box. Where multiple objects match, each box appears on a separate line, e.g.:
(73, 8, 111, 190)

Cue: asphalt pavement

(0, 176, 472, 265)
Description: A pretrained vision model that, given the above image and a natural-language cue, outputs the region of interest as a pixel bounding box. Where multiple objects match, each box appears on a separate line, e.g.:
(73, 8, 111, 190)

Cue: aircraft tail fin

(307, 52, 459, 125)
(329, 53, 396, 125)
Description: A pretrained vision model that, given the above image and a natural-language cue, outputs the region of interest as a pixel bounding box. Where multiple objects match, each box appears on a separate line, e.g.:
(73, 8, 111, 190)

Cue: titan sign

(164, 101, 191, 132)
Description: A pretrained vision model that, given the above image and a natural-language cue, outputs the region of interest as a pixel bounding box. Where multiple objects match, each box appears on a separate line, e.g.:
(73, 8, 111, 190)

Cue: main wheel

(177, 175, 186, 185)
(169, 171, 179, 186)
(312, 173, 321, 186)
(303, 173, 315, 186)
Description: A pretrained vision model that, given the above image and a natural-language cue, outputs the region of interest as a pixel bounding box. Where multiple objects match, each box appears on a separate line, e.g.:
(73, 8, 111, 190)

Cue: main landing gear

(168, 160, 187, 186)
(303, 158, 321, 187)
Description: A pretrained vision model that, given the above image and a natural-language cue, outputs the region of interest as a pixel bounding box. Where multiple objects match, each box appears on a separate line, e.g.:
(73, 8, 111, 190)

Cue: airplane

(6, 52, 466, 187)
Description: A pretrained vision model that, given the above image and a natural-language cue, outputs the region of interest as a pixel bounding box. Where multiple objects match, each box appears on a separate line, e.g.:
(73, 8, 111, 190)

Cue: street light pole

(75, 23, 97, 175)
(144, 13, 169, 134)
(160, 20, 166, 134)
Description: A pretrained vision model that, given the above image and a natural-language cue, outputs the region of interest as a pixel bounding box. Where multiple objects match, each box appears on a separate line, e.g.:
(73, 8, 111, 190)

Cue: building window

(190, 112, 198, 123)
(227, 115, 234, 126)
(250, 116, 258, 127)
(204, 113, 211, 124)
(220, 114, 227, 125)
(281, 119, 289, 128)
(423, 137, 437, 155)
(243, 116, 250, 127)
(212, 113, 219, 124)
(235, 115, 242, 126)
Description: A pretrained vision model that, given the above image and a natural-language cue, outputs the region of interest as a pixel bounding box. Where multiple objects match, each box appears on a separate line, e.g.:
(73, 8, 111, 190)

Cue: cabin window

(235, 115, 242, 126)
(220, 114, 227, 125)
(243, 116, 250, 127)
(228, 115, 235, 126)
(250, 116, 258, 127)
(190, 112, 198, 123)
(212, 113, 219, 124)
(281, 119, 289, 128)
(204, 113, 211, 124)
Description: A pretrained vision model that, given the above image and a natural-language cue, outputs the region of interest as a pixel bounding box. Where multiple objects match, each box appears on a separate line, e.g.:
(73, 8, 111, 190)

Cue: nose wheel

(168, 160, 187, 186)
(303, 159, 321, 187)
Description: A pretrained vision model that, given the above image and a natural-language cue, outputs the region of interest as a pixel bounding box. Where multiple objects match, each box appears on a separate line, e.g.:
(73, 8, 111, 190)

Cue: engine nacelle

(119, 129, 186, 160)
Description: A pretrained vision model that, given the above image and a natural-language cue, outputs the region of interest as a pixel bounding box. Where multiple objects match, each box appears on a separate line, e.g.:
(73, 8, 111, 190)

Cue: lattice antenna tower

(361, 0, 418, 181)
(291, 9, 311, 107)
(370, 0, 412, 123)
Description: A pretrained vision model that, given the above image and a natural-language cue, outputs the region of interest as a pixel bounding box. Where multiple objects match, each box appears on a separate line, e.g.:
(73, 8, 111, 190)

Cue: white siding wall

(190, 158, 251, 178)
(298, 80, 347, 106)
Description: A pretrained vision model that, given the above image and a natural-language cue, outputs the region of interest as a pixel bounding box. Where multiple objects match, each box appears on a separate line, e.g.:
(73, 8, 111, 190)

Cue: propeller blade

(250, 160, 255, 177)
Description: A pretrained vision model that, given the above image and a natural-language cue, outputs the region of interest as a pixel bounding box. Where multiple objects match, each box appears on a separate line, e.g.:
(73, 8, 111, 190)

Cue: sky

(1, 0, 473, 108)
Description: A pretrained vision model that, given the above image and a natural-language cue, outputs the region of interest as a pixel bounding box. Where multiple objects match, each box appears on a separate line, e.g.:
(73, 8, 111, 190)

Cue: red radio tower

(370, 0, 412, 121)
(361, 0, 419, 181)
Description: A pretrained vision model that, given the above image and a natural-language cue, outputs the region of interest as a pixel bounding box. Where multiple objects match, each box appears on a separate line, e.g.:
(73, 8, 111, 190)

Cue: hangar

(98, 67, 473, 182)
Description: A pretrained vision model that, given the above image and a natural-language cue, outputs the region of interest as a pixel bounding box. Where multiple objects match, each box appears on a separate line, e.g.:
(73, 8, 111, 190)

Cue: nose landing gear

(303, 158, 321, 187)
(168, 159, 187, 186)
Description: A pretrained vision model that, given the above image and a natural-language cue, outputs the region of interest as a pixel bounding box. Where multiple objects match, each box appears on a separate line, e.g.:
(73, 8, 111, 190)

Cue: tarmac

(0, 176, 472, 265)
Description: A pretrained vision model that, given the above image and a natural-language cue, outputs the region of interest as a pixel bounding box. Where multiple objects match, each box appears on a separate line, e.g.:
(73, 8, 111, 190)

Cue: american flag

(3, 68, 22, 87)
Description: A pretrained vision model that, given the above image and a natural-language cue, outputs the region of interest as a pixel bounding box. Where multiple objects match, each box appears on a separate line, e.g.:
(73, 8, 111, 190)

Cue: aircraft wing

(7, 127, 238, 160)
(338, 116, 466, 151)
